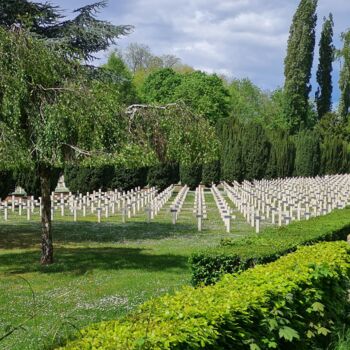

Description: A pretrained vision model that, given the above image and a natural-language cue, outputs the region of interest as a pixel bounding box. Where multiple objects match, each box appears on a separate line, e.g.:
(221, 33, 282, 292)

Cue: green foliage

(172, 71, 230, 124)
(241, 122, 270, 180)
(59, 241, 350, 350)
(217, 118, 244, 182)
(179, 163, 202, 189)
(141, 68, 182, 103)
(190, 208, 350, 286)
(228, 80, 288, 129)
(294, 129, 321, 176)
(0, 170, 15, 199)
(64, 165, 148, 193)
(338, 30, 350, 120)
(111, 167, 148, 191)
(284, 0, 318, 133)
(315, 14, 334, 119)
(0, 0, 133, 61)
(266, 131, 295, 178)
(320, 137, 350, 175)
(202, 161, 220, 186)
(218, 118, 270, 181)
(147, 163, 179, 190)
(102, 51, 138, 105)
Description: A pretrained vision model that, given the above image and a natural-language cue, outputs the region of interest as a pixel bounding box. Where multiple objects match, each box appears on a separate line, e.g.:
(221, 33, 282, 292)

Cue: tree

(0, 28, 218, 264)
(141, 68, 182, 103)
(103, 51, 138, 105)
(0, 0, 133, 61)
(315, 14, 334, 119)
(124, 43, 153, 73)
(173, 71, 230, 124)
(284, 0, 318, 133)
(294, 130, 321, 176)
(338, 30, 350, 120)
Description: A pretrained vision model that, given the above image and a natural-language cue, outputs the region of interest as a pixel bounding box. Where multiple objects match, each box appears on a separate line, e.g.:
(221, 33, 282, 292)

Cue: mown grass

(0, 191, 255, 350)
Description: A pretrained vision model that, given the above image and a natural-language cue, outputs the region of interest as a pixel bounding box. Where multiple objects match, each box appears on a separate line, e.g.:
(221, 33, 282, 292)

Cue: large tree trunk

(39, 165, 53, 264)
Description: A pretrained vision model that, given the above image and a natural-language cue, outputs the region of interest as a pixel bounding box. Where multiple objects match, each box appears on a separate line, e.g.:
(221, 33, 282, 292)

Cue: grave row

(211, 184, 235, 233)
(170, 185, 189, 224)
(0, 187, 158, 223)
(193, 185, 207, 231)
(222, 174, 350, 232)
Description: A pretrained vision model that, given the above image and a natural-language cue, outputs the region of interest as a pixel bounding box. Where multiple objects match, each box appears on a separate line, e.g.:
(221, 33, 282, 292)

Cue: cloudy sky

(57, 0, 349, 101)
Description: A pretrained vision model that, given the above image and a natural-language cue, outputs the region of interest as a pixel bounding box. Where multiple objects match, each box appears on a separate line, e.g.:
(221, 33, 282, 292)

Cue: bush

(0, 170, 15, 199)
(59, 241, 350, 350)
(111, 167, 148, 191)
(201, 161, 220, 186)
(190, 208, 350, 286)
(179, 163, 202, 189)
(65, 165, 147, 193)
(147, 163, 179, 190)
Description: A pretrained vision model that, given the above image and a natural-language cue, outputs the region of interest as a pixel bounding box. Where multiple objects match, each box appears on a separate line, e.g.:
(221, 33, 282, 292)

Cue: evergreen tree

(0, 0, 132, 61)
(267, 131, 295, 179)
(321, 137, 350, 174)
(241, 122, 270, 180)
(294, 130, 321, 176)
(202, 161, 220, 186)
(284, 0, 318, 133)
(217, 118, 244, 182)
(315, 14, 334, 119)
(338, 30, 350, 120)
(179, 163, 202, 189)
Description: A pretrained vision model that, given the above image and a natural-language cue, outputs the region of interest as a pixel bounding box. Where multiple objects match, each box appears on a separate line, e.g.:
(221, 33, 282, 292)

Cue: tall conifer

(315, 14, 334, 119)
(284, 0, 318, 133)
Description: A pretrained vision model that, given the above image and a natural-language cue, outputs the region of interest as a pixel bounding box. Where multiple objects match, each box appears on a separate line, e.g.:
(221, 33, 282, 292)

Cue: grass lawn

(0, 191, 256, 350)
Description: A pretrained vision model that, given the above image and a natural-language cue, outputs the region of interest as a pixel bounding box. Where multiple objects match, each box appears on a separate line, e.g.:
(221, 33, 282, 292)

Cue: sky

(56, 0, 349, 102)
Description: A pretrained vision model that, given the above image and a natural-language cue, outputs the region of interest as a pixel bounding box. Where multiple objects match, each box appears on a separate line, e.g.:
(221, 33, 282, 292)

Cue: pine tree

(284, 0, 318, 133)
(315, 14, 334, 119)
(0, 0, 133, 61)
(338, 30, 350, 120)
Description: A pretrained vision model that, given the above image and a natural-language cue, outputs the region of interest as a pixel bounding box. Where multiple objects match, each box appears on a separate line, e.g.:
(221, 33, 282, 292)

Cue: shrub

(190, 208, 350, 286)
(201, 161, 220, 186)
(59, 241, 350, 350)
(0, 170, 15, 199)
(111, 167, 148, 191)
(147, 163, 179, 190)
(179, 163, 202, 189)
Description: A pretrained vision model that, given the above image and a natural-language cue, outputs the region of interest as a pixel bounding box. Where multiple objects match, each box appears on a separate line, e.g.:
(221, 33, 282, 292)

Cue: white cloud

(57, 0, 349, 97)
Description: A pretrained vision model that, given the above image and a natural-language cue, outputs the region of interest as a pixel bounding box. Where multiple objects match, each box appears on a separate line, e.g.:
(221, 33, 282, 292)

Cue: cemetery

(1, 0, 350, 349)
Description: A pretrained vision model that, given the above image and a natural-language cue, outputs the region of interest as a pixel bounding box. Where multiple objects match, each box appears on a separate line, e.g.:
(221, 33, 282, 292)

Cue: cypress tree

(321, 138, 350, 174)
(315, 14, 334, 119)
(202, 161, 220, 186)
(284, 0, 318, 133)
(338, 30, 350, 120)
(294, 130, 321, 176)
(267, 132, 295, 179)
(241, 122, 270, 180)
(217, 118, 244, 182)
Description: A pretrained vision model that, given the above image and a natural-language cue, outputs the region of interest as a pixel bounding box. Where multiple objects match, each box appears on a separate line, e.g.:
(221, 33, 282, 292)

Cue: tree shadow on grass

(0, 246, 189, 275)
(0, 221, 197, 250)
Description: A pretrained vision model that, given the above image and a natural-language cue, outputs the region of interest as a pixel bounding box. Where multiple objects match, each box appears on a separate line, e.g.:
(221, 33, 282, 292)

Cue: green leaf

(278, 326, 300, 342)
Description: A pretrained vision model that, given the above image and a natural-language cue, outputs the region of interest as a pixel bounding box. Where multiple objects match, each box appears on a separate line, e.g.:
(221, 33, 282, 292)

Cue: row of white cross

(211, 184, 236, 233)
(222, 174, 350, 233)
(146, 185, 175, 222)
(170, 185, 189, 224)
(193, 185, 207, 231)
(0, 187, 160, 223)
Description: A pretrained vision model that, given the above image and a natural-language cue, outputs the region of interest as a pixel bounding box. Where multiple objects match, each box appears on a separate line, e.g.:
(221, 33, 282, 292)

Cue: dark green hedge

(147, 163, 179, 190)
(190, 208, 350, 286)
(180, 163, 202, 189)
(59, 241, 350, 350)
